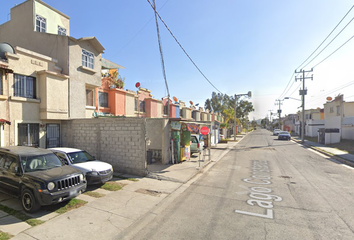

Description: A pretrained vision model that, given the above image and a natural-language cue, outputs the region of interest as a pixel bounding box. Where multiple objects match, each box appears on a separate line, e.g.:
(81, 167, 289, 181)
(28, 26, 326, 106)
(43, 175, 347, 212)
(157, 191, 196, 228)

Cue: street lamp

(284, 97, 301, 101)
(234, 91, 252, 141)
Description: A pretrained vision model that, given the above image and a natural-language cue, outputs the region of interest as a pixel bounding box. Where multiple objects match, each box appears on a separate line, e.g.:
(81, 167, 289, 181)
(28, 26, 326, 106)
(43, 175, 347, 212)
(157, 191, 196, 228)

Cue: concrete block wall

(61, 117, 147, 176)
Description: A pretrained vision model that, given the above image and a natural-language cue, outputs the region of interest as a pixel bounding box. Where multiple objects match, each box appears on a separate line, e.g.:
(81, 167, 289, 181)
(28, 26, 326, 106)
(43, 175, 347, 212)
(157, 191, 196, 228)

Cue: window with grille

(13, 74, 36, 98)
(36, 15, 46, 33)
(99, 91, 108, 108)
(58, 26, 67, 36)
(86, 89, 94, 106)
(18, 123, 39, 147)
(82, 49, 94, 69)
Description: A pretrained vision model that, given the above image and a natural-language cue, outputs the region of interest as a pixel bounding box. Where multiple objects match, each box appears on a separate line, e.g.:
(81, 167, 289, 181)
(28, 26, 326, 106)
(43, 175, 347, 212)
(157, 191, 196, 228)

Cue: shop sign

(171, 121, 181, 130)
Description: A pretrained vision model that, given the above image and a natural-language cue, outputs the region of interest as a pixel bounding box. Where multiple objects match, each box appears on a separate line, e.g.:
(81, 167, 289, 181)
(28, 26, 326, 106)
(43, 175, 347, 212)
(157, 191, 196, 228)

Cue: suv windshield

(67, 151, 95, 164)
(23, 153, 63, 172)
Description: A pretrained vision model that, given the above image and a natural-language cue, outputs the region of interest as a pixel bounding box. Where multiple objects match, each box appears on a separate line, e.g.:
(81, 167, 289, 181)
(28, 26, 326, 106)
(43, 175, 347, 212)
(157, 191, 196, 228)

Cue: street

(121, 129, 354, 240)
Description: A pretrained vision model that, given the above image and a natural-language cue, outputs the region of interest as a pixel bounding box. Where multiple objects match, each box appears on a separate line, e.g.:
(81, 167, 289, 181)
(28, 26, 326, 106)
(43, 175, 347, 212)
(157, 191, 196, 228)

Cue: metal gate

(46, 124, 60, 148)
(318, 128, 325, 144)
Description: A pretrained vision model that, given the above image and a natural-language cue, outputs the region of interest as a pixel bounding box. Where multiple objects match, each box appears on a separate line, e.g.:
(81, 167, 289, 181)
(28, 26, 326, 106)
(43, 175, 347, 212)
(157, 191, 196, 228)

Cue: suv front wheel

(21, 188, 40, 213)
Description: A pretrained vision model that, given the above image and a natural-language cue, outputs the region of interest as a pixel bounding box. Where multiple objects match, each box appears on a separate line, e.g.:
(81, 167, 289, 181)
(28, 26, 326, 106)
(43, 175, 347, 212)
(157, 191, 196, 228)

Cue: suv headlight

(79, 174, 84, 181)
(88, 171, 99, 176)
(47, 182, 55, 191)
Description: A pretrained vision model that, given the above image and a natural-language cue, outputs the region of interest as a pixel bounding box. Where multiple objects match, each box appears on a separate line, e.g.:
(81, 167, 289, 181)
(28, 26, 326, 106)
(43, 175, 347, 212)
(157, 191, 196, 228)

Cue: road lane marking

(235, 160, 283, 219)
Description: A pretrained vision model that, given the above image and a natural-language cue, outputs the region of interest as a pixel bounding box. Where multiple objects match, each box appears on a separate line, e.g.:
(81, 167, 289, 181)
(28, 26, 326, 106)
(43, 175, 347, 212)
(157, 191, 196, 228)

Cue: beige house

(323, 95, 354, 143)
(0, 0, 104, 120)
(0, 45, 68, 147)
(0, 0, 109, 147)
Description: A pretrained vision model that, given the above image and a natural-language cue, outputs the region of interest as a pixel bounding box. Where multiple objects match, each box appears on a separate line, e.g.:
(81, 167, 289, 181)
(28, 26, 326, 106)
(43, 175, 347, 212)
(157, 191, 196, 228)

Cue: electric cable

(112, 0, 170, 57)
(297, 5, 354, 70)
(152, 0, 170, 114)
(311, 32, 354, 69)
(146, 0, 223, 94)
(303, 14, 354, 69)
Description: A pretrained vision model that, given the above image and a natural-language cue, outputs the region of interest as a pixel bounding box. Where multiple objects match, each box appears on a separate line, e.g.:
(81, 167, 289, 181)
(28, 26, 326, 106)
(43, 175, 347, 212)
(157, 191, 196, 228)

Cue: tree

(204, 92, 254, 124)
(261, 117, 269, 128)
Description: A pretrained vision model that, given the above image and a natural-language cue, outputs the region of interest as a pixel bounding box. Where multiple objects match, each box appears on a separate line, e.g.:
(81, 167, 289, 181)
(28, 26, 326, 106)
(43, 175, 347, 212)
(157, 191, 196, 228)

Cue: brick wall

(61, 117, 147, 176)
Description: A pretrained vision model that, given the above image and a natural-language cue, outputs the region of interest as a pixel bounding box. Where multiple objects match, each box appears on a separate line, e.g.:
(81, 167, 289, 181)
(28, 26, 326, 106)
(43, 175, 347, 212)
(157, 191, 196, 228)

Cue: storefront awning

(0, 119, 11, 125)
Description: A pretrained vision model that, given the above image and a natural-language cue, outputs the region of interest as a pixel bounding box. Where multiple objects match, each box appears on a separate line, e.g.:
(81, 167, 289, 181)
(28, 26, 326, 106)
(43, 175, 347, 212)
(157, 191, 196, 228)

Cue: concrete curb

(293, 138, 354, 168)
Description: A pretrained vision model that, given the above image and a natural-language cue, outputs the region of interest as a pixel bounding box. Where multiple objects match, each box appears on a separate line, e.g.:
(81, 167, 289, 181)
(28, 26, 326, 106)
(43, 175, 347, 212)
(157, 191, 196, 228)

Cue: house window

(58, 26, 67, 36)
(18, 123, 39, 147)
(164, 105, 168, 115)
(139, 100, 145, 112)
(82, 49, 94, 69)
(36, 15, 46, 33)
(180, 109, 183, 118)
(0, 71, 3, 95)
(99, 91, 108, 108)
(13, 74, 36, 98)
(336, 106, 340, 116)
(86, 89, 94, 106)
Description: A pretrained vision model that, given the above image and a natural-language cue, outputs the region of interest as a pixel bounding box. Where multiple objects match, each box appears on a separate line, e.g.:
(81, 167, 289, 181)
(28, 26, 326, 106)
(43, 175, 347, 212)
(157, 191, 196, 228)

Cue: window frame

(58, 25, 67, 36)
(18, 123, 40, 147)
(139, 100, 145, 113)
(82, 49, 94, 69)
(13, 74, 36, 99)
(98, 91, 108, 108)
(36, 14, 46, 33)
(86, 89, 94, 107)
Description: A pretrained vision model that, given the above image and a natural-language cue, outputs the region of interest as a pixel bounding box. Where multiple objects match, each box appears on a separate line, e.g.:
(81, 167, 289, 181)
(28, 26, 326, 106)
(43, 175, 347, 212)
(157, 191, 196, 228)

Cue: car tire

(21, 188, 41, 213)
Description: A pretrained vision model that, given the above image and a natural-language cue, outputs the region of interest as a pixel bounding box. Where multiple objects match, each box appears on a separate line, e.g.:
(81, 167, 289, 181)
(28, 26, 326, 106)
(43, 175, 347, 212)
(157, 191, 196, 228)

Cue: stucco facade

(0, 46, 68, 147)
(0, 0, 104, 119)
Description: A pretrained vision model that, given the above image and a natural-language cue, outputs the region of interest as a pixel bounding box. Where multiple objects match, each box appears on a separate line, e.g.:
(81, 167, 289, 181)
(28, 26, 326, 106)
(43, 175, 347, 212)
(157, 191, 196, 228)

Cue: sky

(1, 0, 354, 121)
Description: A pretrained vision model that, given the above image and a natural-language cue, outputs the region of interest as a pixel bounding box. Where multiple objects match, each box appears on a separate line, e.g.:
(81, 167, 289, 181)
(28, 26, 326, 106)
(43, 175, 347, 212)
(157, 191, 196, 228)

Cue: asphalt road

(121, 129, 354, 240)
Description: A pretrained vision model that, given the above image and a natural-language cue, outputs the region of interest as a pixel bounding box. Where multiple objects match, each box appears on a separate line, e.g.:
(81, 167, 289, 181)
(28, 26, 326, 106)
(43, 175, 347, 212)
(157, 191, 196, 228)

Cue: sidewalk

(0, 141, 238, 240)
(292, 137, 354, 168)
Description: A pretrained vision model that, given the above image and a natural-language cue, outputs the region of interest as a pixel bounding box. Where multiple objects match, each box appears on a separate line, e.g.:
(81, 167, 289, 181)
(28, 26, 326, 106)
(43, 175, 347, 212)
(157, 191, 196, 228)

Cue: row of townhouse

(282, 94, 354, 144)
(0, 0, 224, 150)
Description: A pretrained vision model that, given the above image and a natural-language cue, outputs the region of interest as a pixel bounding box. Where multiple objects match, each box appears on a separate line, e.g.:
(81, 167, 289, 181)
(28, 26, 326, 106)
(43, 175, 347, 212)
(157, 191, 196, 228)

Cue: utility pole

(268, 110, 272, 127)
(295, 69, 313, 143)
(275, 99, 283, 130)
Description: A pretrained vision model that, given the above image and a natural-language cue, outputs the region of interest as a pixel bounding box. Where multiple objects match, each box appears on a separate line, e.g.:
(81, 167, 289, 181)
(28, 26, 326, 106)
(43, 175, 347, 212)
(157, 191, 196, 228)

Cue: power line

(152, 0, 170, 116)
(112, 0, 171, 57)
(307, 80, 354, 103)
(303, 14, 354, 69)
(146, 0, 223, 94)
(278, 72, 295, 99)
(311, 32, 354, 69)
(297, 5, 354, 70)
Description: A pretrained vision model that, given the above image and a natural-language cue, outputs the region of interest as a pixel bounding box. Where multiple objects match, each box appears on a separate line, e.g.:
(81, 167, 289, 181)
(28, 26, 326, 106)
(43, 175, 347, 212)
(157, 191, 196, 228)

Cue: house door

(46, 124, 60, 148)
(18, 123, 39, 147)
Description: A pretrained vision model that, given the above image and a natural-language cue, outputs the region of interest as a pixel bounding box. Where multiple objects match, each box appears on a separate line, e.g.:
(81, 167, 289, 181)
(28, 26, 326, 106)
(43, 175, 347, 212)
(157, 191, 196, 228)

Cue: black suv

(0, 146, 87, 213)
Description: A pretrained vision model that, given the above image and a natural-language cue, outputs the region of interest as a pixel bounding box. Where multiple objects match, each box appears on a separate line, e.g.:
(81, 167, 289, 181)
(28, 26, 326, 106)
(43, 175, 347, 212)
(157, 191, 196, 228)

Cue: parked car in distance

(273, 129, 281, 135)
(0, 146, 86, 213)
(190, 134, 205, 154)
(49, 148, 113, 185)
(278, 131, 291, 140)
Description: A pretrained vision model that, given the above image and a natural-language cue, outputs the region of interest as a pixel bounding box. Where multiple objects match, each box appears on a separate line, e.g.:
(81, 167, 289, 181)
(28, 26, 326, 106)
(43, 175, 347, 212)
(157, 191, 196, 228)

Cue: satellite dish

(0, 42, 15, 60)
(189, 101, 193, 105)
(173, 96, 178, 102)
(326, 97, 332, 101)
(135, 82, 140, 88)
